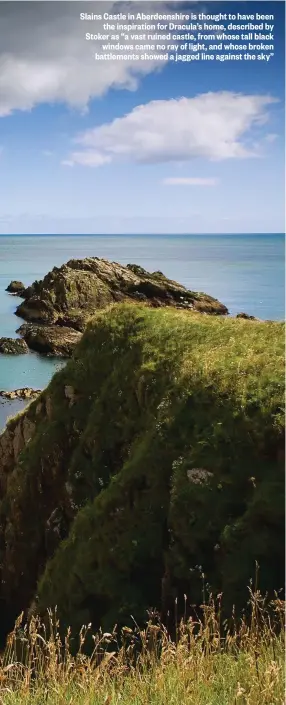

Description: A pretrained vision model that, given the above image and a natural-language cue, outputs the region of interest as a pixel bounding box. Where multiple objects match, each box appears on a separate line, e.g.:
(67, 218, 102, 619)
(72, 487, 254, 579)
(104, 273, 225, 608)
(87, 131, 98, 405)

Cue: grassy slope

(1, 304, 285, 635)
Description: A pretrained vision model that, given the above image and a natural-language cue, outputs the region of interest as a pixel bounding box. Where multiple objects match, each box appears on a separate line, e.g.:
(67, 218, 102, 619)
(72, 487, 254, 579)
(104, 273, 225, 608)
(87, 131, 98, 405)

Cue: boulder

(0, 337, 28, 354)
(6, 280, 25, 295)
(236, 312, 258, 321)
(17, 323, 82, 357)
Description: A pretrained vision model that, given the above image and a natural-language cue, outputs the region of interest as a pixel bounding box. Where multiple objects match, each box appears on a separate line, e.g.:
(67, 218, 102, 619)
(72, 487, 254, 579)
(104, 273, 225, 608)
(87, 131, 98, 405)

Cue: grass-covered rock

(15, 257, 228, 328)
(0, 304, 284, 637)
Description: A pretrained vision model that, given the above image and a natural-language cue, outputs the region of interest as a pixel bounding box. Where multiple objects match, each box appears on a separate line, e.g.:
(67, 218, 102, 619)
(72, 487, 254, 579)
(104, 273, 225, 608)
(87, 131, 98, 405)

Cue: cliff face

(0, 305, 284, 637)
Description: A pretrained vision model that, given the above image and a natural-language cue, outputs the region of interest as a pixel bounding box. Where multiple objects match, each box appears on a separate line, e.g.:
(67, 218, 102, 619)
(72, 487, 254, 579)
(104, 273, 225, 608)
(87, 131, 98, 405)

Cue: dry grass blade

(0, 590, 284, 704)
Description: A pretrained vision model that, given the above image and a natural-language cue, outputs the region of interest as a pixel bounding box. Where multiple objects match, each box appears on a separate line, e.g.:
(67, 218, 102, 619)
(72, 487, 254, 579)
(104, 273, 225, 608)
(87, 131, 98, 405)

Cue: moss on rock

(0, 305, 284, 636)
(15, 257, 228, 328)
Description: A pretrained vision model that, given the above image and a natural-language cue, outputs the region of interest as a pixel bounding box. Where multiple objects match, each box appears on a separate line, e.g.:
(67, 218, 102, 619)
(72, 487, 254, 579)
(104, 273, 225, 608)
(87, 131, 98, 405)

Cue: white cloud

(264, 133, 278, 143)
(62, 152, 112, 168)
(163, 177, 219, 186)
(0, 2, 170, 117)
(65, 92, 277, 167)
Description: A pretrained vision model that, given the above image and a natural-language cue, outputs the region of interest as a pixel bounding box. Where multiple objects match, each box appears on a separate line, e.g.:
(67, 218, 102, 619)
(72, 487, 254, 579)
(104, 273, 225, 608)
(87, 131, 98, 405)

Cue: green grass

(1, 305, 284, 639)
(0, 591, 284, 705)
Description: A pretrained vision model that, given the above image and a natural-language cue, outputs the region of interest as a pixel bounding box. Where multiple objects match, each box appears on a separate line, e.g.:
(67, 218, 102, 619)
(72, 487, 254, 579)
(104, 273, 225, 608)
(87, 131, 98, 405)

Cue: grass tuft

(0, 590, 284, 704)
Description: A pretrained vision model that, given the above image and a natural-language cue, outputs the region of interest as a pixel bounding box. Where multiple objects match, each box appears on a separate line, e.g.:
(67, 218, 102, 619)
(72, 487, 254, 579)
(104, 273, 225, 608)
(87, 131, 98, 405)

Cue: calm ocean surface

(0, 233, 284, 430)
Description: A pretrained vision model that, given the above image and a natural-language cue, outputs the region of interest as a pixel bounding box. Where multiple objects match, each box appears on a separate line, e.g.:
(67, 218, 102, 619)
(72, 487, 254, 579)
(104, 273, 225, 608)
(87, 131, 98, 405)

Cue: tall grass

(0, 590, 284, 705)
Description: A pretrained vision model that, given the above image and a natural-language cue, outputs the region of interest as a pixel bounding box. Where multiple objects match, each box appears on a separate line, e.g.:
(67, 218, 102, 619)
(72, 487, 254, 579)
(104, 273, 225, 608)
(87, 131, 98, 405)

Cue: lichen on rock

(0, 337, 28, 355)
(15, 257, 228, 328)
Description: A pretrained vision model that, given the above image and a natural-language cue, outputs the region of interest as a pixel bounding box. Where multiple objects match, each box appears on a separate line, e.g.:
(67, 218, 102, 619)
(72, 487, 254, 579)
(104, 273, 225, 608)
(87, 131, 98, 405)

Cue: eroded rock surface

(15, 257, 228, 329)
(17, 324, 82, 357)
(1, 258, 229, 358)
(0, 337, 29, 354)
(0, 388, 41, 401)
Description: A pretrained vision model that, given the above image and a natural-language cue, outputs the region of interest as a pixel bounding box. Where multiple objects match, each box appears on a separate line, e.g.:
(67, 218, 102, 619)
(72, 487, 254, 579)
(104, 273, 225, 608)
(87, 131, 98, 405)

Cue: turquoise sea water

(0, 233, 284, 430)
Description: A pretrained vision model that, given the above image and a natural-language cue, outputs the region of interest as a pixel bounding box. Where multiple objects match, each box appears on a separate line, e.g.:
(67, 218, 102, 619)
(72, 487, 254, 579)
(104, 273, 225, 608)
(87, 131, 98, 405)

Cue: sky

(0, 0, 285, 234)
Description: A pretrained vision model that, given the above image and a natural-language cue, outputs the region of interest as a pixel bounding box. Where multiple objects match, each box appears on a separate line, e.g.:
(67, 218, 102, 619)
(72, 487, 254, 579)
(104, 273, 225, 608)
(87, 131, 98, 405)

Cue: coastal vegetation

(0, 259, 284, 700)
(0, 303, 284, 638)
(0, 589, 284, 704)
(3, 257, 228, 357)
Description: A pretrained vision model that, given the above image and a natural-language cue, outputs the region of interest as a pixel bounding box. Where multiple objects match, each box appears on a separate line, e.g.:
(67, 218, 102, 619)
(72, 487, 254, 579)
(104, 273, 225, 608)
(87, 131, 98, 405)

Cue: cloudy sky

(0, 0, 284, 234)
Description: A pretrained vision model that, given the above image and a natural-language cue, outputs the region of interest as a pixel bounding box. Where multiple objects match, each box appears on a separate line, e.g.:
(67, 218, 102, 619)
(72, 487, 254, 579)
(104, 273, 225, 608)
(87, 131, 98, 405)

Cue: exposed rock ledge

(17, 324, 82, 357)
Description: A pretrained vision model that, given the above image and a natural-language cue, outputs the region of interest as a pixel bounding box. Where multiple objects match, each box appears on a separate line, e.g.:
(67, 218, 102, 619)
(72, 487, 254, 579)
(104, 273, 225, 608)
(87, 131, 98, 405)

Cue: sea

(0, 233, 284, 431)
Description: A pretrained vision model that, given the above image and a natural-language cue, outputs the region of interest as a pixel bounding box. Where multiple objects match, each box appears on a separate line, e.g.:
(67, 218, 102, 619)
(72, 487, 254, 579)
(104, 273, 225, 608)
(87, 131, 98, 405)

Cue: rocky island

(0, 337, 29, 354)
(5, 280, 25, 295)
(0, 388, 41, 401)
(4, 257, 228, 357)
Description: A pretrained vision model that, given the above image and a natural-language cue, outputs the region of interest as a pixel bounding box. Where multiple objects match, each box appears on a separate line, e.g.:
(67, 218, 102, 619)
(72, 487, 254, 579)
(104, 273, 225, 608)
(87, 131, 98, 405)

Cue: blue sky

(0, 0, 284, 234)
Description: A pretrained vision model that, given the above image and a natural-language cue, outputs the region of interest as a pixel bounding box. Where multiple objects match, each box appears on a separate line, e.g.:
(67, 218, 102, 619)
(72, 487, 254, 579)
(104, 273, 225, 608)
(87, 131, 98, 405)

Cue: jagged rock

(12, 421, 25, 458)
(45, 396, 53, 419)
(64, 385, 77, 407)
(22, 417, 36, 444)
(236, 312, 258, 320)
(17, 323, 82, 357)
(15, 257, 228, 328)
(0, 411, 36, 465)
(0, 337, 29, 354)
(0, 388, 41, 401)
(45, 508, 68, 554)
(6, 280, 25, 295)
(57, 312, 89, 332)
(4, 258, 229, 360)
(16, 298, 57, 324)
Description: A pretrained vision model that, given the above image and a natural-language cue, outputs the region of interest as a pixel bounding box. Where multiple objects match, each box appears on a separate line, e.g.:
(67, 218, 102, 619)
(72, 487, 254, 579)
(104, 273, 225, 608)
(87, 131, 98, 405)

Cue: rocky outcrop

(0, 337, 28, 354)
(17, 324, 82, 357)
(6, 280, 25, 295)
(236, 312, 259, 321)
(0, 388, 41, 401)
(0, 412, 37, 489)
(1, 258, 229, 358)
(15, 257, 228, 328)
